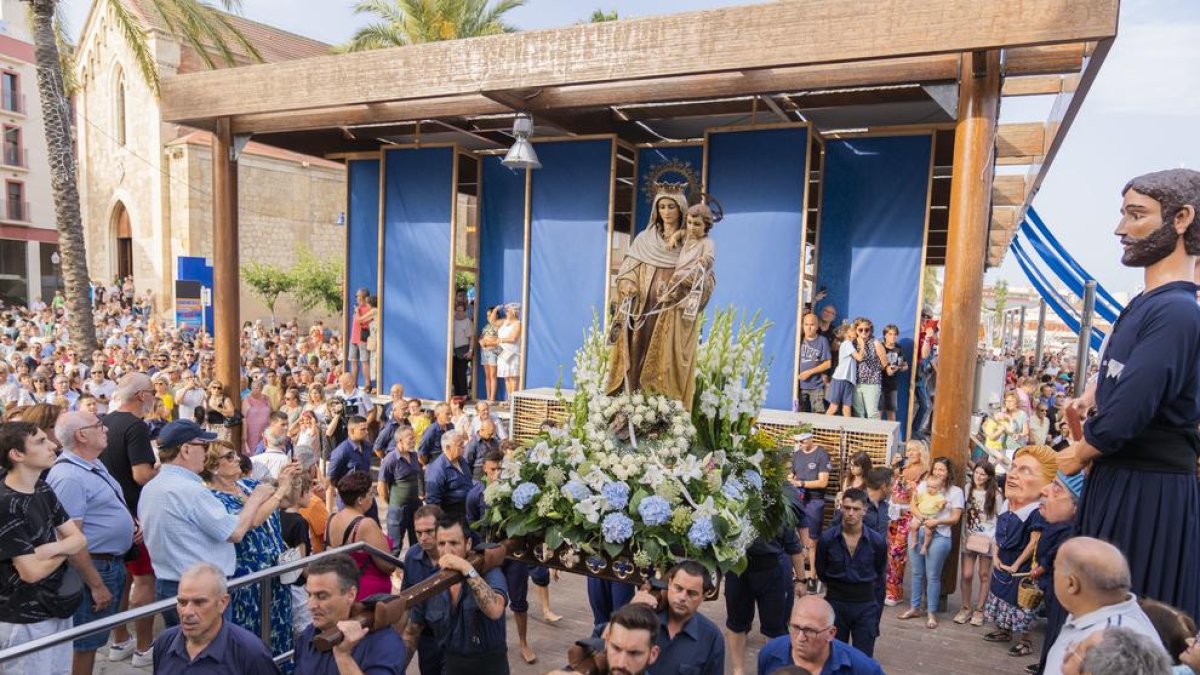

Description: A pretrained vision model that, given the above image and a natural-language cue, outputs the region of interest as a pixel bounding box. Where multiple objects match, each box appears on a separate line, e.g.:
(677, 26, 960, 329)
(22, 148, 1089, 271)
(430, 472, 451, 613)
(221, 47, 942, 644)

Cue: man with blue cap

(139, 420, 281, 625)
(1029, 471, 1085, 675)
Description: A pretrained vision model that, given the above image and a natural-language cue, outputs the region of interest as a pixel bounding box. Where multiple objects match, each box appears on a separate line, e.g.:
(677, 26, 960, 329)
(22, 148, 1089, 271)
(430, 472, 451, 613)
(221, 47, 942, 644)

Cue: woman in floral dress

(203, 442, 299, 662)
(885, 440, 928, 604)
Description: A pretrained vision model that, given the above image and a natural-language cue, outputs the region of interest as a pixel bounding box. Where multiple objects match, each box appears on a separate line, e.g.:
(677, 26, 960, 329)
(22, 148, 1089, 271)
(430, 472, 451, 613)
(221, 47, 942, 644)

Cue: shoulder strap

(342, 515, 366, 544)
(53, 456, 126, 507)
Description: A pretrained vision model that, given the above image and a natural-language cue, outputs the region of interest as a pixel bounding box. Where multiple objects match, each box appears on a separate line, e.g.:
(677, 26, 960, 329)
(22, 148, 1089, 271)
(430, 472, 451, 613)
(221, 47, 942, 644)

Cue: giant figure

(1058, 168, 1200, 621)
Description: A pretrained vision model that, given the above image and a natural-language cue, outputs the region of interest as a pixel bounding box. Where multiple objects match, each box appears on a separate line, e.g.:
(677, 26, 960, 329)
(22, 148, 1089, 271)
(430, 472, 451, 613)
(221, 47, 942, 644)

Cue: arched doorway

(112, 201, 132, 280)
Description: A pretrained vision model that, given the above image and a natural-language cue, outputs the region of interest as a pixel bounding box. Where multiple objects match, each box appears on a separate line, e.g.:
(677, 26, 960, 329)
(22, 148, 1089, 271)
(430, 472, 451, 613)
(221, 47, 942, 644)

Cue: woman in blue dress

(202, 442, 299, 662)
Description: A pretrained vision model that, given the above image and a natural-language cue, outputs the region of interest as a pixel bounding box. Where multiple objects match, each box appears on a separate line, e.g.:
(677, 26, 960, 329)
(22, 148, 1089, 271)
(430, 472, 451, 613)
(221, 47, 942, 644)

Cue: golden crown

(643, 159, 701, 205)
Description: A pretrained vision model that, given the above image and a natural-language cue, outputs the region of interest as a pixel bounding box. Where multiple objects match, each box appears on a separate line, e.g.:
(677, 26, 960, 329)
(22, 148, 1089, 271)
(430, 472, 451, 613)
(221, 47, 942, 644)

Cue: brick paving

(97, 565, 1043, 674)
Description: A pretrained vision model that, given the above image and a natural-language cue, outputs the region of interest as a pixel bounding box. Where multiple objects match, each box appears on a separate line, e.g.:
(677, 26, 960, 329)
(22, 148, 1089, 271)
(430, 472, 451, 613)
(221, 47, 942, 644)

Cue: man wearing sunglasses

(139, 421, 277, 627)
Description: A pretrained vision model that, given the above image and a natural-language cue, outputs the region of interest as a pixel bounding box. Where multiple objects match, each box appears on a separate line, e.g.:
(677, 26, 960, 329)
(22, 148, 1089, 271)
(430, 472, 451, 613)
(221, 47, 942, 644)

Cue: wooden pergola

(159, 0, 1118, 482)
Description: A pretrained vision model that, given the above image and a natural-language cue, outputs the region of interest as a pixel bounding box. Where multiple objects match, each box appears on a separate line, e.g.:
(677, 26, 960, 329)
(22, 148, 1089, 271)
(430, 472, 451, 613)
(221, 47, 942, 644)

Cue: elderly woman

(885, 440, 928, 605)
(203, 441, 300, 659)
(983, 445, 1058, 657)
(898, 457, 964, 629)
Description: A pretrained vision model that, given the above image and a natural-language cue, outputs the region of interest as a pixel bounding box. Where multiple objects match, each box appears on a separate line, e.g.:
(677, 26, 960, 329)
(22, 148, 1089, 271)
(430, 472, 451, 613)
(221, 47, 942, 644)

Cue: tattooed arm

(440, 553, 507, 620)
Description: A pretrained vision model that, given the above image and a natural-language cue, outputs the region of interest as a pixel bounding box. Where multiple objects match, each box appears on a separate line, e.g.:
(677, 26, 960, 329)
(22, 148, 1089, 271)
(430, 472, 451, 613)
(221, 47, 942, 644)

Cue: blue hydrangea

(637, 496, 672, 526)
(601, 481, 631, 511)
(561, 480, 591, 502)
(601, 512, 635, 544)
(512, 482, 541, 509)
(743, 470, 763, 491)
(722, 478, 746, 501)
(688, 518, 717, 548)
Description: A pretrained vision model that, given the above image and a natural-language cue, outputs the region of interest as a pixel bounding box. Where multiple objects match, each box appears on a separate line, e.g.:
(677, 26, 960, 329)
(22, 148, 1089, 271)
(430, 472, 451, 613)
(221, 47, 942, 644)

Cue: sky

(60, 0, 1200, 298)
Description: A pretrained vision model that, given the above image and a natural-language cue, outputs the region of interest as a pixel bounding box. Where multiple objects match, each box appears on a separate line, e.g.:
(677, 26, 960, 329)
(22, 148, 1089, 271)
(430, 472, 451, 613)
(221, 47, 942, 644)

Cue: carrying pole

(1073, 281, 1097, 389)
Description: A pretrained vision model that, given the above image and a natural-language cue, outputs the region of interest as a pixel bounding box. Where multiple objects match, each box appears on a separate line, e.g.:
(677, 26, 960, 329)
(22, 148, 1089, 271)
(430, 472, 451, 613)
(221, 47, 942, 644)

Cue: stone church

(73, 0, 345, 323)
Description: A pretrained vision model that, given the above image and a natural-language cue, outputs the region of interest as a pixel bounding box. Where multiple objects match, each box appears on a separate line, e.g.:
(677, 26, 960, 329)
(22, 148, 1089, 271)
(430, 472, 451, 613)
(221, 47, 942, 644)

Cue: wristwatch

(465, 567, 479, 579)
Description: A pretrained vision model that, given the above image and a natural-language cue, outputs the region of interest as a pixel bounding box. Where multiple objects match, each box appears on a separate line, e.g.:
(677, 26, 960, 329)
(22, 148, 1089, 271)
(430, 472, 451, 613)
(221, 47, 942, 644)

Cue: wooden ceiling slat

(992, 175, 1028, 207)
(996, 123, 1046, 159)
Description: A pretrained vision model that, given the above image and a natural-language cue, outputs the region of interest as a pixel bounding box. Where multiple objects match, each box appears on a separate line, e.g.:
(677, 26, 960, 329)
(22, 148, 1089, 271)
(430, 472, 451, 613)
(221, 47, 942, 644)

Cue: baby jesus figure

(660, 202, 716, 319)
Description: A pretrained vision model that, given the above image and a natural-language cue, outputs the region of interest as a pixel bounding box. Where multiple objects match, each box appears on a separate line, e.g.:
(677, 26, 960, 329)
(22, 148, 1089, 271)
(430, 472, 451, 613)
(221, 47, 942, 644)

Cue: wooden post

(932, 51, 1000, 596)
(212, 118, 242, 448)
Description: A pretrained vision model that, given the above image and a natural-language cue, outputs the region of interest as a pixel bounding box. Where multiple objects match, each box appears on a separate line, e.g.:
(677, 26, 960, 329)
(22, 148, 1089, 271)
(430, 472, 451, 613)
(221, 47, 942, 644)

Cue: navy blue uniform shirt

(831, 498, 890, 537)
(152, 619, 279, 675)
(410, 567, 509, 656)
(293, 622, 405, 675)
(466, 479, 487, 526)
(417, 422, 453, 463)
(651, 609, 726, 675)
(327, 439, 372, 483)
(815, 525, 887, 604)
(401, 545, 438, 590)
(425, 454, 473, 507)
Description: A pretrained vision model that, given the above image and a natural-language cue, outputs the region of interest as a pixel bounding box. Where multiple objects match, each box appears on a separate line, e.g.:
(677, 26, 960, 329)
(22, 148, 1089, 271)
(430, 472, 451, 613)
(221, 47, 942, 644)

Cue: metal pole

(1033, 299, 1047, 370)
(259, 579, 272, 646)
(1073, 281, 1097, 389)
(1017, 305, 1027, 367)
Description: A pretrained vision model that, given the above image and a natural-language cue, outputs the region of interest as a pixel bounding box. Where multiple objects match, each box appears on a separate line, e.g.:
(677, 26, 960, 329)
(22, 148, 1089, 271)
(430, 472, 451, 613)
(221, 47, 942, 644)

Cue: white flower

(529, 442, 554, 466)
(603, 439, 616, 452)
(575, 497, 602, 524)
(640, 463, 666, 488)
(691, 496, 719, 521)
(630, 414, 643, 426)
(746, 449, 765, 469)
(674, 455, 705, 483)
(500, 459, 523, 481)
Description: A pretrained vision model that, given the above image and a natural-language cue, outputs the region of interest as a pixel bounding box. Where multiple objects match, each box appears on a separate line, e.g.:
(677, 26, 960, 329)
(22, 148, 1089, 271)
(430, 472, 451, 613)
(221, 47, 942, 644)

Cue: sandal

(984, 630, 1013, 642)
(897, 608, 922, 620)
(953, 608, 972, 624)
(970, 610, 985, 626)
(1008, 641, 1033, 657)
(926, 615, 939, 629)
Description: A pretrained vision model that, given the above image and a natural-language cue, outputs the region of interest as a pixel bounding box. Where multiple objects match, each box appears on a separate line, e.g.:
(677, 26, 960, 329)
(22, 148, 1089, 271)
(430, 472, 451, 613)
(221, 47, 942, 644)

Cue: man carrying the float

(1057, 168, 1200, 621)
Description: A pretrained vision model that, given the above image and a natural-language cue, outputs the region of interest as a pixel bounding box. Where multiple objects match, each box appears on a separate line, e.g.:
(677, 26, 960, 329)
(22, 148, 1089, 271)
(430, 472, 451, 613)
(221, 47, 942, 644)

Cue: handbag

(965, 532, 993, 555)
(33, 566, 85, 619)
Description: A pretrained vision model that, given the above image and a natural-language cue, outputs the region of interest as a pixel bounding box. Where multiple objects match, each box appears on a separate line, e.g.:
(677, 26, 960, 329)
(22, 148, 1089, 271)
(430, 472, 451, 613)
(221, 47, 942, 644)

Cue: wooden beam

(231, 96, 510, 134)
(1002, 74, 1080, 97)
(993, 174, 1028, 206)
(211, 119, 242, 448)
(160, 0, 1118, 123)
(934, 51, 1001, 594)
(1004, 44, 1087, 76)
(996, 122, 1046, 159)
(992, 206, 1018, 231)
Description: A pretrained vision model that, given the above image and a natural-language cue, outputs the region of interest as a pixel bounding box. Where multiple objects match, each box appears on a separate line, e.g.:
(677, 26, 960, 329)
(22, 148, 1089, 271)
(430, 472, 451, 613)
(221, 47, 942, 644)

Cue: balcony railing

(5, 200, 29, 222)
(1, 147, 27, 168)
(1, 93, 24, 115)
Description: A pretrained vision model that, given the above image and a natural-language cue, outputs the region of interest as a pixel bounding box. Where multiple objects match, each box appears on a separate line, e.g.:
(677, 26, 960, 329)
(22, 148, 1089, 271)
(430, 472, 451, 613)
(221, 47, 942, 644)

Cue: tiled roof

(124, 0, 329, 72)
(167, 130, 344, 170)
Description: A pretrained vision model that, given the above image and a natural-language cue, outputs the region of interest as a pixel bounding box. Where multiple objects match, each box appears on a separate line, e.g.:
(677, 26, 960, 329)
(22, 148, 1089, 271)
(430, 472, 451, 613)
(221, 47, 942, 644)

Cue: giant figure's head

(1118, 168, 1200, 267)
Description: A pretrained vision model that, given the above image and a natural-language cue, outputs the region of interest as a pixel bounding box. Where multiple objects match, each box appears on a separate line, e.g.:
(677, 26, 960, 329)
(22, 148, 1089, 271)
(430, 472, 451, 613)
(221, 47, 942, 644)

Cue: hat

(1056, 470, 1085, 500)
(1057, 373, 1070, 381)
(157, 420, 218, 449)
(793, 432, 814, 442)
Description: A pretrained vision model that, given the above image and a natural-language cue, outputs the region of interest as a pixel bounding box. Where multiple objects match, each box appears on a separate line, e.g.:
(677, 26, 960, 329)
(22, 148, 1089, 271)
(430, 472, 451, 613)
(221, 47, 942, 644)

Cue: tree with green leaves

(991, 279, 1009, 346)
(922, 266, 942, 312)
(587, 9, 618, 22)
(291, 247, 345, 315)
(240, 261, 295, 328)
(342, 0, 525, 51)
(28, 0, 261, 353)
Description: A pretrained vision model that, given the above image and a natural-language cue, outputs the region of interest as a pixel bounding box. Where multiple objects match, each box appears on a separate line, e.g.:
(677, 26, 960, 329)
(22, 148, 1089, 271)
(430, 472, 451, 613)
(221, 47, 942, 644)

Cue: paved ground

(96, 566, 1045, 674)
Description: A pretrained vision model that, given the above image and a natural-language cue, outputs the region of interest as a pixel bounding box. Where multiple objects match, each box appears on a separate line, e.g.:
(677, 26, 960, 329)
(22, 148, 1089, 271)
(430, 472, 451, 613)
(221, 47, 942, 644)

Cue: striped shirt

(1042, 594, 1160, 675)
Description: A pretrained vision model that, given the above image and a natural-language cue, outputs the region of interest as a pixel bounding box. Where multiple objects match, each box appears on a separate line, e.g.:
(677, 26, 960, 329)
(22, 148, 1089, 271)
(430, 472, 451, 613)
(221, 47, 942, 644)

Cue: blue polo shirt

(465, 480, 486, 527)
(424, 454, 473, 507)
(417, 422, 453, 463)
(46, 450, 135, 555)
(327, 439, 372, 484)
(152, 619, 278, 674)
(400, 545, 439, 590)
(757, 634, 884, 675)
(410, 567, 509, 656)
(830, 498, 890, 538)
(815, 526, 887, 604)
(651, 609, 725, 675)
(139, 464, 239, 581)
(293, 622, 404, 675)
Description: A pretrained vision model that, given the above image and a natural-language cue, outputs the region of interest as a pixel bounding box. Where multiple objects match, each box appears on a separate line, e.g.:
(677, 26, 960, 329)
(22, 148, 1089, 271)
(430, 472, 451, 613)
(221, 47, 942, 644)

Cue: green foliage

(291, 247, 345, 315)
(454, 253, 477, 292)
(342, 0, 526, 51)
(587, 9, 619, 22)
(991, 280, 1009, 346)
(240, 261, 296, 324)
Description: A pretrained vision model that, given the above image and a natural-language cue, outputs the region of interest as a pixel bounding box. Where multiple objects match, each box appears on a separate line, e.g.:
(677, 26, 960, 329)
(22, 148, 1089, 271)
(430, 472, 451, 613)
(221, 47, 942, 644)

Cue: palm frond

(52, 10, 80, 95)
(105, 0, 160, 95)
(341, 0, 523, 50)
(341, 22, 408, 51)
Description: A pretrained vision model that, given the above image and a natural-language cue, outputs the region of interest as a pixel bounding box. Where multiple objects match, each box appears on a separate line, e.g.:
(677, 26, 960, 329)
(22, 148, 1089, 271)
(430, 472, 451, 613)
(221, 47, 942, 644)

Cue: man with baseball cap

(139, 421, 277, 626)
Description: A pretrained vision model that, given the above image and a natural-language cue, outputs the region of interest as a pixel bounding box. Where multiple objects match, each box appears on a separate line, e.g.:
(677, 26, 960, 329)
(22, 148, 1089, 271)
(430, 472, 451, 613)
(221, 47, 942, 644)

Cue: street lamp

(50, 251, 62, 292)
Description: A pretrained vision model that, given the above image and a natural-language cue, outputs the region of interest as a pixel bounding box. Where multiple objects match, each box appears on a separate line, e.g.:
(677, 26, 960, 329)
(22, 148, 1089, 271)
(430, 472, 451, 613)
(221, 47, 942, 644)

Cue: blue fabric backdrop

(525, 139, 612, 390)
(380, 147, 454, 399)
(477, 156, 528, 399)
(635, 145, 704, 233)
(706, 127, 808, 410)
(817, 135, 933, 433)
(345, 158, 381, 349)
(176, 256, 212, 336)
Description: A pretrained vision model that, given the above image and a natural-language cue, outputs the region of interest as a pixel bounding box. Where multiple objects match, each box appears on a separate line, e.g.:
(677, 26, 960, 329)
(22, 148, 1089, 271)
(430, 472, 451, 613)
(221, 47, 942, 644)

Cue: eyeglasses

(788, 623, 833, 640)
(856, 328, 870, 334)
(218, 452, 238, 462)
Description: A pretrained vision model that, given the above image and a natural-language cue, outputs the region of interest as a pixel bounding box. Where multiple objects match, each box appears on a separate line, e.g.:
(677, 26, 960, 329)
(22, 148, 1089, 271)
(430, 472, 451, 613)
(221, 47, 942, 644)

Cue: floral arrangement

(480, 308, 797, 578)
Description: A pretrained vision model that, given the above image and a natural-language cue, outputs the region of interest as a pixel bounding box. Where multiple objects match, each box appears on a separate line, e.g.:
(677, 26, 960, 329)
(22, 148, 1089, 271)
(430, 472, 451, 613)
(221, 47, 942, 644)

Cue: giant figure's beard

(1121, 220, 1180, 267)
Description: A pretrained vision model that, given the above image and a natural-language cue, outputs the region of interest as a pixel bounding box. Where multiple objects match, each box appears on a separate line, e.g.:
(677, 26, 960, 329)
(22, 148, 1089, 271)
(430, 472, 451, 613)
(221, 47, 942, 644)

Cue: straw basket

(1017, 576, 1044, 610)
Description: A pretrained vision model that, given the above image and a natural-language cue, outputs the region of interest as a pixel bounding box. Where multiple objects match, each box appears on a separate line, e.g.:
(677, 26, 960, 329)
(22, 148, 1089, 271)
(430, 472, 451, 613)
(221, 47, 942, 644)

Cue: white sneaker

(884, 597, 899, 607)
(131, 647, 154, 667)
(108, 639, 135, 661)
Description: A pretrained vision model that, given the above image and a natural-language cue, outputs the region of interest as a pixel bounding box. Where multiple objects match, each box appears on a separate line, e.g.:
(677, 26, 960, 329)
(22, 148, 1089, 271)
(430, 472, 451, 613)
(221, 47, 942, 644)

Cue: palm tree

(26, 0, 260, 353)
(343, 0, 525, 51)
(587, 9, 618, 22)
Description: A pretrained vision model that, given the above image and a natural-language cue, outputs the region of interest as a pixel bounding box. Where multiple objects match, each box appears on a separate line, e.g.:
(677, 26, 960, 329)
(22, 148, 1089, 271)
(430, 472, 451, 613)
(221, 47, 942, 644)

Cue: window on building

(1, 72, 18, 113)
(114, 67, 126, 146)
(0, 239, 28, 306)
(5, 181, 23, 221)
(3, 126, 20, 167)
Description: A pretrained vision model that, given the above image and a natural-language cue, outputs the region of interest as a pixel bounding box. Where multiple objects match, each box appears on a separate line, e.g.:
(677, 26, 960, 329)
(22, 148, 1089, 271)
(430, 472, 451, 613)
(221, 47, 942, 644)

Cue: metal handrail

(0, 542, 404, 665)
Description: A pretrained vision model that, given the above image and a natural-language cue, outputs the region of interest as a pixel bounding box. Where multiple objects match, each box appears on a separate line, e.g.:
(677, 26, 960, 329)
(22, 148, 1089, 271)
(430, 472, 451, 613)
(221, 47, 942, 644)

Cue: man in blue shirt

(403, 518, 509, 673)
(377, 426, 421, 552)
(327, 416, 377, 521)
(816, 489, 887, 658)
(417, 403, 454, 464)
(152, 563, 279, 675)
(400, 504, 445, 675)
(1058, 168, 1200, 621)
(757, 596, 884, 675)
(294, 554, 405, 675)
(796, 313, 832, 413)
(628, 560, 725, 675)
(725, 523, 806, 675)
(424, 430, 472, 523)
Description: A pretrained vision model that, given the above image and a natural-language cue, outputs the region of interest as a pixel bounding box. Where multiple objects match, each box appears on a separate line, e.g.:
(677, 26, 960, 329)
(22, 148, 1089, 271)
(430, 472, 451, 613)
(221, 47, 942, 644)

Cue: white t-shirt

(453, 318, 473, 349)
(914, 482, 965, 537)
(966, 487, 998, 538)
(1042, 594, 1160, 675)
(250, 450, 291, 482)
(85, 379, 117, 414)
